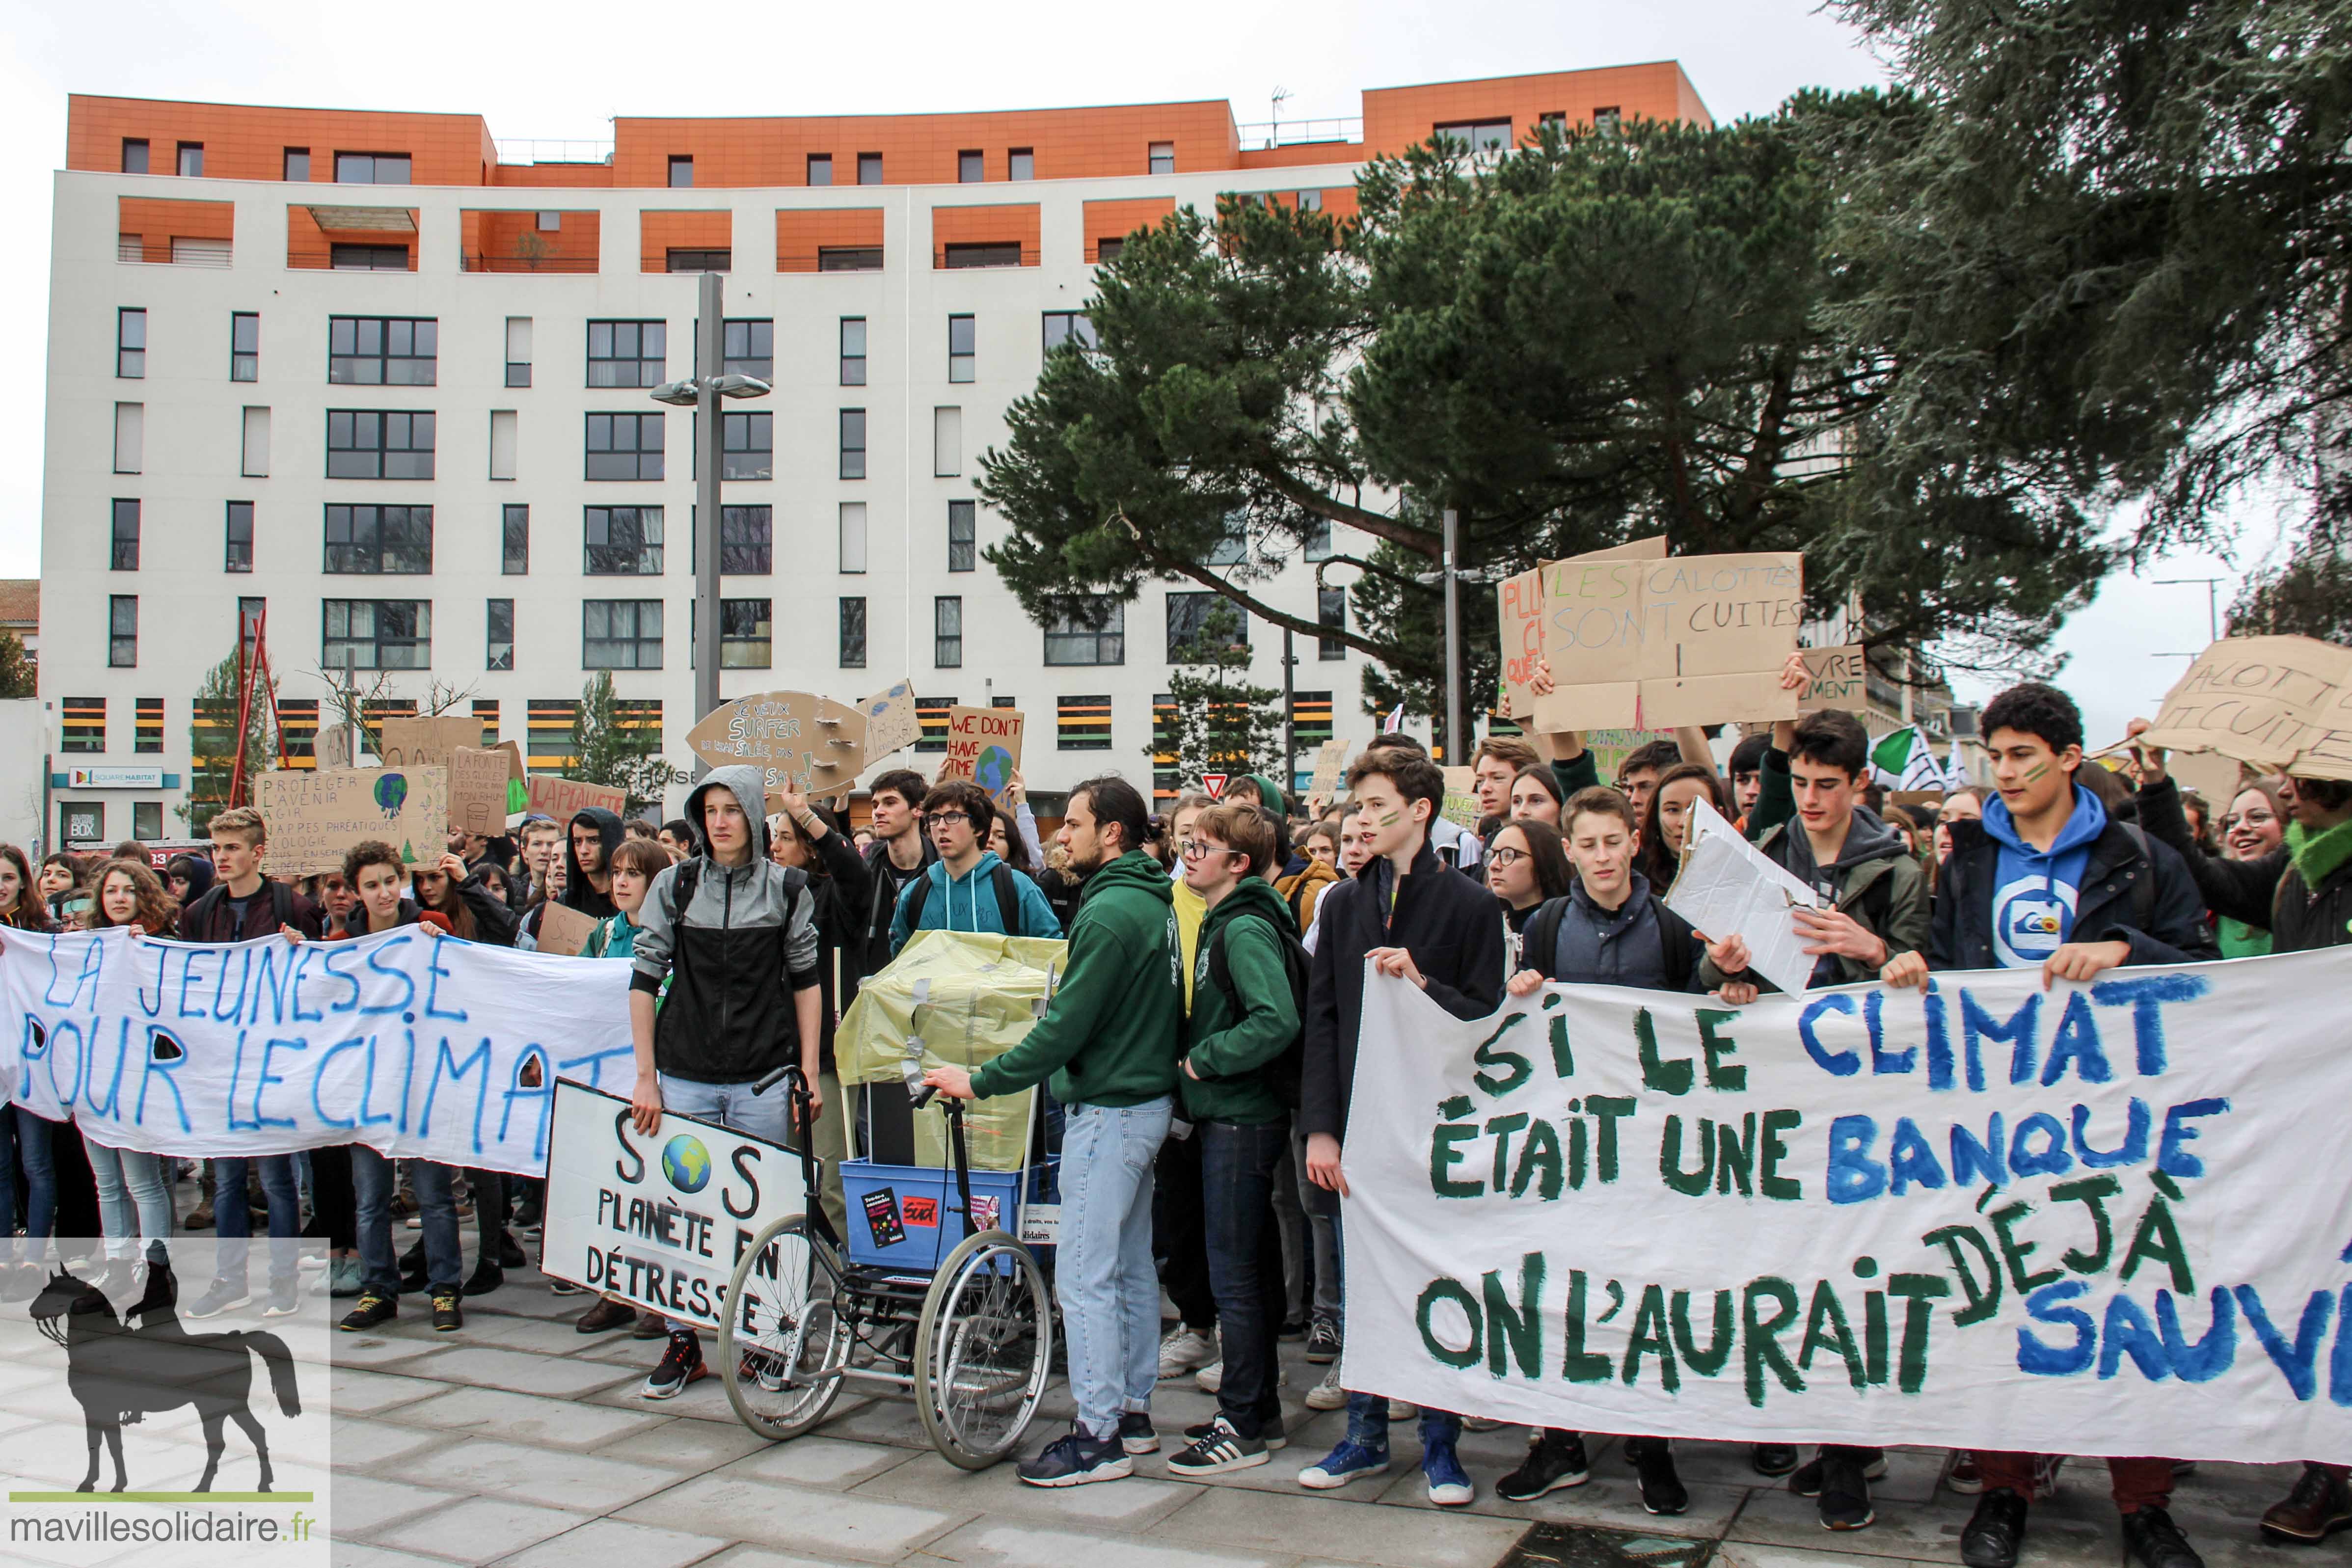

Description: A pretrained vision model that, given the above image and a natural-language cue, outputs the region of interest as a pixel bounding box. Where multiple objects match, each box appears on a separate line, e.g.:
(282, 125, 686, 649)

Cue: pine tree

(183, 651, 274, 833)
(571, 672, 684, 816)
(1162, 603, 1285, 788)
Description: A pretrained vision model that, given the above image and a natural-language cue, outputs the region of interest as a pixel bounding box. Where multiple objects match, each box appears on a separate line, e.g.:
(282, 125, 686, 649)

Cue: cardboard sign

(525, 775, 629, 827)
(495, 739, 528, 783)
(378, 714, 483, 771)
(857, 679, 920, 761)
(256, 764, 449, 875)
(1440, 765, 1481, 829)
(1309, 737, 1352, 796)
(1498, 536, 1668, 722)
(684, 691, 868, 795)
(1795, 645, 1870, 713)
(535, 900, 600, 958)
(2132, 636, 2352, 780)
(315, 723, 356, 770)
(449, 747, 513, 836)
(1530, 550, 1805, 731)
(939, 705, 1026, 802)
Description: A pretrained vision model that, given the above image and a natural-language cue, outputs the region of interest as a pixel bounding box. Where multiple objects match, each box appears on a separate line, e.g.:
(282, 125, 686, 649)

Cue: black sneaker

(642, 1330, 706, 1399)
(431, 1289, 463, 1332)
(1167, 1414, 1270, 1476)
(2122, 1506, 2204, 1568)
(1496, 1430, 1590, 1501)
(1279, 1318, 1308, 1342)
(1305, 1318, 1342, 1364)
(1792, 1447, 1888, 1496)
(1186, 1413, 1286, 1451)
(1016, 1427, 1133, 1487)
(337, 1291, 397, 1332)
(1626, 1437, 1689, 1516)
(1816, 1447, 1876, 1531)
(1118, 1412, 1160, 1455)
(496, 1230, 527, 1269)
(460, 1260, 504, 1298)
(1752, 1442, 1800, 1477)
(1961, 1488, 2030, 1568)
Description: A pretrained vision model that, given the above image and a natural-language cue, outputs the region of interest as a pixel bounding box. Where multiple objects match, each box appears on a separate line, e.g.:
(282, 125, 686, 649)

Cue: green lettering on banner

(1923, 1223, 2003, 1326)
(1417, 1276, 1482, 1369)
(1431, 1123, 1483, 1199)
(1484, 1251, 1546, 1379)
(1661, 1115, 1714, 1196)
(1696, 1008, 1747, 1090)
(1741, 1276, 1804, 1407)
(1486, 1111, 1530, 1190)
(1561, 1269, 1615, 1383)
(1587, 1094, 1637, 1182)
(1671, 1288, 1735, 1376)
(1797, 1280, 1867, 1391)
(2050, 1174, 2123, 1274)
(1512, 1119, 1565, 1199)
(1716, 1112, 1757, 1195)
(1759, 1108, 1803, 1199)
(1548, 1014, 1575, 1078)
(1990, 1199, 2061, 1295)
(1887, 1273, 1953, 1393)
(1473, 1014, 1535, 1098)
(1635, 1008, 1693, 1095)
(2118, 1193, 2195, 1294)
(1622, 1282, 1680, 1391)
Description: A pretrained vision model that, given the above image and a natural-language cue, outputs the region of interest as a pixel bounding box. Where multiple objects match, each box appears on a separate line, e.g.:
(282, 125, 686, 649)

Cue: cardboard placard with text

(257, 764, 449, 875)
(2131, 636, 2352, 780)
(857, 680, 920, 761)
(377, 714, 484, 771)
(1440, 766, 1481, 829)
(1794, 645, 1870, 713)
(535, 900, 600, 958)
(938, 706, 1026, 802)
(1498, 536, 1668, 722)
(683, 691, 868, 796)
(1529, 551, 1805, 731)
(495, 739, 528, 783)
(525, 775, 629, 827)
(449, 747, 513, 837)
(1310, 737, 1352, 796)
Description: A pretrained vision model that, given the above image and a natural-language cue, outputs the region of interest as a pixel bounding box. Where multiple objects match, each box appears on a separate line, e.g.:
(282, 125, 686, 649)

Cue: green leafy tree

(571, 671, 684, 816)
(2228, 525, 2352, 643)
(183, 651, 275, 832)
(1161, 603, 1286, 787)
(0, 629, 33, 699)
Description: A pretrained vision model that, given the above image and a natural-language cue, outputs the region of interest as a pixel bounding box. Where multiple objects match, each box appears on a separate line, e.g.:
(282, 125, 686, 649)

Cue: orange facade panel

(639, 210, 733, 273)
(490, 162, 615, 189)
(931, 203, 1042, 269)
(1082, 197, 1178, 262)
(70, 94, 494, 186)
(462, 209, 601, 273)
(1361, 63, 1710, 157)
(775, 208, 886, 273)
(116, 196, 232, 262)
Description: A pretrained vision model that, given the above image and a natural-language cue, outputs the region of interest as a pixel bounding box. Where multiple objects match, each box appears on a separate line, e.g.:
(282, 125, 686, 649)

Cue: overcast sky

(0, 0, 2301, 742)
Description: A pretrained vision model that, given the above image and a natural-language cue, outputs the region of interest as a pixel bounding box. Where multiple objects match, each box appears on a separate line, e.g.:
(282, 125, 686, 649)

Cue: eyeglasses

(1181, 840, 1238, 861)
(1487, 846, 1528, 867)
(2220, 810, 2275, 831)
(929, 811, 972, 829)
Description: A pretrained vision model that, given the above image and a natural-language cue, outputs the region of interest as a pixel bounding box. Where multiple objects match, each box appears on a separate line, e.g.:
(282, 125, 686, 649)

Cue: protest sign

(684, 691, 867, 796)
(858, 679, 921, 761)
(1441, 766, 1481, 829)
(377, 715, 483, 771)
(1341, 948, 2352, 1461)
(939, 705, 1025, 802)
(1310, 737, 1352, 796)
(2131, 636, 2352, 780)
(495, 739, 528, 783)
(1499, 537, 1668, 722)
(448, 747, 512, 836)
(0, 925, 637, 1175)
(1795, 645, 1870, 713)
(256, 765, 448, 874)
(1662, 798, 1822, 996)
(524, 774, 627, 827)
(540, 1079, 808, 1330)
(535, 900, 599, 958)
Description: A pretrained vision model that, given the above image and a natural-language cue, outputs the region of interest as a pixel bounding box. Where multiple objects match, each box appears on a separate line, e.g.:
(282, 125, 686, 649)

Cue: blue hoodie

(888, 849, 1062, 953)
(1979, 783, 2108, 968)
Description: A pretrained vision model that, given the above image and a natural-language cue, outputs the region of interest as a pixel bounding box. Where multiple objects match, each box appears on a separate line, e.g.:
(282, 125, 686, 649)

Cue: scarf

(2288, 817, 2352, 894)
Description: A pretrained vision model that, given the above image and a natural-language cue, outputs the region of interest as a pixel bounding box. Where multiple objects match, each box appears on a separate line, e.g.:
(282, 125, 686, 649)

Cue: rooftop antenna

(1270, 86, 1290, 149)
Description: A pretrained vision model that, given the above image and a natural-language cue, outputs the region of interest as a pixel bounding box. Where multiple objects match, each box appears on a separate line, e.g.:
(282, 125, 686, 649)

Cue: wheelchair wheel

(718, 1216, 852, 1441)
(913, 1228, 1053, 1469)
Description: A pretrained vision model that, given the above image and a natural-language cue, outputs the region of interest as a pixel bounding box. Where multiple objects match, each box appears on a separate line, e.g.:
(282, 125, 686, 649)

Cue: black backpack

(901, 861, 1023, 937)
(1203, 912, 1313, 1108)
(1520, 895, 1696, 992)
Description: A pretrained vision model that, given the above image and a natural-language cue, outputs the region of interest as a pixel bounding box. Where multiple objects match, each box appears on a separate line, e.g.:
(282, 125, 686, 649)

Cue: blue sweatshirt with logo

(1978, 784, 2107, 968)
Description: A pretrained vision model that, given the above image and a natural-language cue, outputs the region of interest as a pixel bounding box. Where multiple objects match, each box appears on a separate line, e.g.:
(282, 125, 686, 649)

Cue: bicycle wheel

(719, 1216, 852, 1441)
(913, 1228, 1052, 1469)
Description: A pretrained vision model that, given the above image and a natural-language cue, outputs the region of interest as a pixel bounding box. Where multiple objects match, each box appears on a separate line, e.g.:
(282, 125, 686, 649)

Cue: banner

(540, 1080, 808, 1329)
(0, 926, 636, 1176)
(1341, 951, 2352, 1462)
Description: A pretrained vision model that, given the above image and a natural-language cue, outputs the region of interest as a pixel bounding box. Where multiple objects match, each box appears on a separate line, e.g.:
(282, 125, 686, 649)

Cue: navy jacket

(1931, 815, 2215, 973)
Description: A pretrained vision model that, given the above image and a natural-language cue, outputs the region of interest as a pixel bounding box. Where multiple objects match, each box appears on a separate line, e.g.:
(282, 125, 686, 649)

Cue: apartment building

(40, 64, 1709, 842)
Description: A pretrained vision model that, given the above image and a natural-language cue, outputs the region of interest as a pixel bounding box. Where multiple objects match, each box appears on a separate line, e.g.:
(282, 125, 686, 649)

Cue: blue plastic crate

(840, 1158, 1025, 1272)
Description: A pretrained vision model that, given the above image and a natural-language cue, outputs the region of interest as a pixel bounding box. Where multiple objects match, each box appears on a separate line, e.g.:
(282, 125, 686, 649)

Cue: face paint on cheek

(2021, 762, 2051, 784)
(1378, 811, 1401, 828)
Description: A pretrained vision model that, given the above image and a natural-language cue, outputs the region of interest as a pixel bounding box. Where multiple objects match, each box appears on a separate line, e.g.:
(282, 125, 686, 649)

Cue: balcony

(460, 209, 601, 272)
(116, 196, 233, 266)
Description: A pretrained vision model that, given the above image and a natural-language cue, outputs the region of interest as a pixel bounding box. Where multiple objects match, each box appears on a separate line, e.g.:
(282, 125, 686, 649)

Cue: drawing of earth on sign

(973, 746, 1016, 797)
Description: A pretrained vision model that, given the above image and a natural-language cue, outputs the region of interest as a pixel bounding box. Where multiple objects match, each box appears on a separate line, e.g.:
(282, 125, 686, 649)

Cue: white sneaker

(1195, 1359, 1287, 1395)
(1388, 1401, 1419, 1421)
(1304, 1366, 1346, 1410)
(1157, 1325, 1217, 1381)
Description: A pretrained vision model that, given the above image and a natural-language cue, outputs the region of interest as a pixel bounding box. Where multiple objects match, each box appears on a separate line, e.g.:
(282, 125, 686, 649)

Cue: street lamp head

(708, 374, 773, 400)
(648, 378, 701, 406)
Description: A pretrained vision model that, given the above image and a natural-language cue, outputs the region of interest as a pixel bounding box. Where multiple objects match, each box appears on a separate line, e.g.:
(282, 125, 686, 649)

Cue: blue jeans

(657, 1073, 795, 1333)
(0, 1108, 58, 1263)
(1336, 1203, 1460, 1452)
(1058, 1095, 1173, 1440)
(81, 1135, 170, 1259)
(212, 1154, 301, 1288)
(352, 1149, 459, 1294)
(1200, 1117, 1289, 1439)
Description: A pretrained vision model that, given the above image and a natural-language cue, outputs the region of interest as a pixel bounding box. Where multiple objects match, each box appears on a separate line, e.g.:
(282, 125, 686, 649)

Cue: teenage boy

(628, 766, 824, 1399)
(923, 777, 1184, 1487)
(1361, 733, 1484, 873)
(888, 780, 1061, 951)
(1883, 682, 2212, 1568)
(1727, 731, 1771, 821)
(1162, 803, 1302, 1476)
(1298, 748, 1506, 1506)
(1473, 737, 1543, 831)
(174, 807, 324, 942)
(562, 807, 625, 919)
(573, 837, 672, 1338)
(850, 769, 936, 1007)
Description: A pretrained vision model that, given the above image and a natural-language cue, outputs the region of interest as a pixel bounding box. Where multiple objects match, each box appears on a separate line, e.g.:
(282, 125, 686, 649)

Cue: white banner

(0, 926, 637, 1176)
(1341, 949, 2352, 1462)
(539, 1080, 808, 1329)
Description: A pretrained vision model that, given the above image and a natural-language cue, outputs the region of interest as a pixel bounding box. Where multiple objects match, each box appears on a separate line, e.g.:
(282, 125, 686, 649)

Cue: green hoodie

(1179, 877, 1300, 1125)
(970, 849, 1183, 1107)
(1236, 773, 1290, 816)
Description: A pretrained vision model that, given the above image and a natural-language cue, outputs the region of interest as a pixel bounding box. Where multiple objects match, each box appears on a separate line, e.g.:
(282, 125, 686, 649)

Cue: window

(858, 152, 882, 185)
(331, 243, 408, 271)
(943, 243, 1020, 269)
(283, 147, 309, 181)
(584, 600, 662, 669)
(225, 501, 254, 572)
(1318, 585, 1347, 659)
(948, 314, 975, 382)
(948, 500, 976, 571)
(328, 317, 437, 385)
(1046, 598, 1125, 665)
(839, 409, 866, 479)
(934, 596, 962, 667)
(916, 697, 955, 752)
(135, 697, 162, 755)
(118, 233, 141, 263)
(721, 410, 771, 480)
(109, 595, 138, 667)
(1206, 517, 1248, 565)
(1434, 119, 1512, 153)
(60, 697, 104, 756)
(1168, 591, 1246, 659)
(502, 504, 529, 574)
(839, 502, 867, 572)
(489, 409, 518, 480)
(487, 599, 514, 671)
(326, 409, 435, 479)
(537, 210, 561, 232)
(585, 506, 664, 574)
(1058, 694, 1112, 751)
(721, 505, 772, 573)
(958, 150, 984, 183)
(231, 311, 259, 380)
(505, 316, 532, 387)
(1296, 189, 1323, 211)
(1148, 141, 1175, 174)
(63, 803, 104, 842)
(1042, 310, 1097, 353)
(1009, 148, 1034, 181)
(239, 596, 266, 652)
(242, 406, 270, 477)
(586, 412, 664, 480)
(335, 152, 411, 185)
(819, 246, 883, 271)
(587, 320, 665, 387)
(667, 247, 730, 272)
(324, 504, 434, 573)
(116, 309, 145, 378)
(1304, 518, 1333, 561)
(113, 403, 142, 474)
(722, 599, 772, 667)
(110, 499, 139, 571)
(122, 139, 148, 174)
(133, 801, 163, 841)
(1538, 111, 1567, 134)
(324, 599, 430, 669)
(723, 319, 772, 378)
(807, 154, 833, 187)
(1594, 107, 1622, 136)
(934, 406, 961, 476)
(177, 142, 204, 178)
(1094, 237, 1126, 265)
(839, 597, 866, 668)
(839, 318, 866, 384)
(669, 156, 694, 189)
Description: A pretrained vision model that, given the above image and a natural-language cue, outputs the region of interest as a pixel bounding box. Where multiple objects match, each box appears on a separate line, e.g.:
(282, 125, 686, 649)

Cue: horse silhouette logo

(26, 1250, 300, 1494)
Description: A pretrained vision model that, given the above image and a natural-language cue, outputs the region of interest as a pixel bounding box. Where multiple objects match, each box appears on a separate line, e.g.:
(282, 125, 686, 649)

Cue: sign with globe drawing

(938, 704, 1026, 804)
(539, 1080, 811, 1329)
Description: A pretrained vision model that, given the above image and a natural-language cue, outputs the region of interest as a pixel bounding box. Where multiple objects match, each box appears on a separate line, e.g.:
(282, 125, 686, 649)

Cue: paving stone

(1715, 1548, 1961, 1568)
(616, 1471, 967, 1562)
(330, 1332, 458, 1369)
(582, 1368, 746, 1424)
(711, 1435, 921, 1491)
(1727, 1482, 2120, 1568)
(372, 1495, 590, 1560)
(688, 1547, 871, 1568)
(854, 1449, 1201, 1528)
(457, 1314, 623, 1356)
(303, 1544, 452, 1568)
(378, 1435, 682, 1512)
(912, 1517, 1296, 1568)
(331, 1472, 467, 1534)
(406, 1345, 641, 1398)
(1152, 1483, 1530, 1568)
(330, 1416, 454, 1469)
(1370, 1461, 1747, 1537)
(811, 1392, 935, 1449)
(332, 1367, 450, 1415)
(388, 1385, 669, 1451)
(590, 1416, 778, 1472)
(495, 1517, 735, 1568)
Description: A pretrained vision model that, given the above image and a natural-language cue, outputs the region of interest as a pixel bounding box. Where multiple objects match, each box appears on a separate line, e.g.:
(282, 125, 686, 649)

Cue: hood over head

(682, 765, 771, 863)
(166, 854, 216, 902)
(565, 806, 627, 880)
